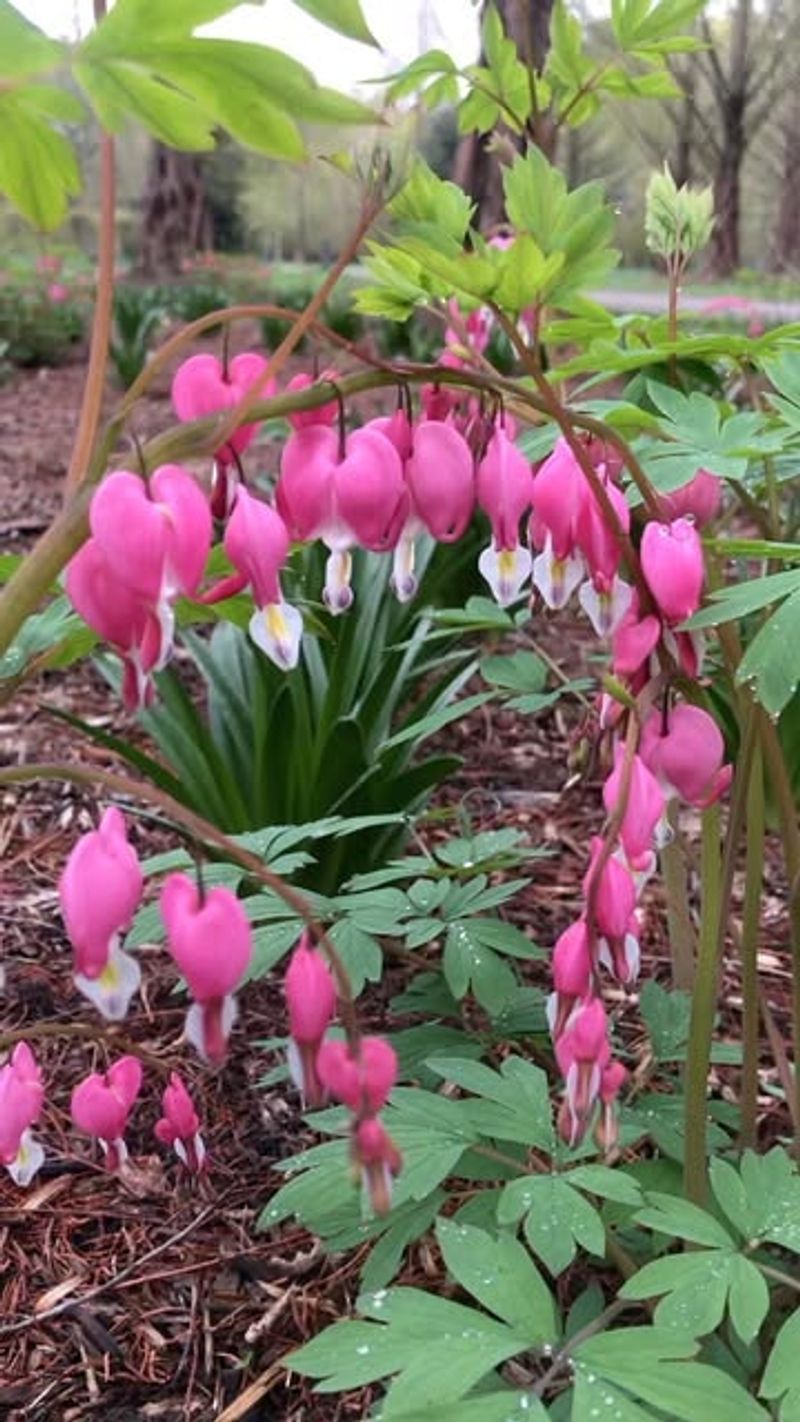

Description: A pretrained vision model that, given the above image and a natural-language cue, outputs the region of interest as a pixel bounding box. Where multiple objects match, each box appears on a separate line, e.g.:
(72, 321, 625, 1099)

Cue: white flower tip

(478, 543, 532, 607)
(249, 602, 303, 671)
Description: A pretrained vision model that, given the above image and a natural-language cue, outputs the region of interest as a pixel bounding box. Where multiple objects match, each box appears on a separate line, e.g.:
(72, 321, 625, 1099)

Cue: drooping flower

(0, 1043, 45, 1187)
(662, 469, 721, 526)
(547, 919, 593, 1040)
(574, 478, 633, 637)
(155, 1072, 206, 1171)
(66, 539, 165, 712)
(284, 932, 337, 1107)
(79, 466, 212, 693)
(59, 807, 143, 1021)
(70, 1055, 142, 1171)
(640, 517, 704, 624)
(352, 1116, 402, 1216)
(390, 420, 475, 601)
(171, 351, 272, 466)
(278, 424, 407, 613)
(602, 749, 666, 873)
(315, 1036, 397, 1114)
(475, 426, 533, 605)
(584, 837, 640, 984)
(285, 370, 338, 430)
(640, 703, 732, 808)
(594, 1059, 627, 1153)
(530, 438, 587, 610)
(222, 486, 302, 670)
(555, 996, 611, 1146)
(160, 874, 252, 1065)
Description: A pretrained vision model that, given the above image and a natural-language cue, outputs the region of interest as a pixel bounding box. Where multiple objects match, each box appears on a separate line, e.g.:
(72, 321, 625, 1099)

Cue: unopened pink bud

(603, 750, 665, 868)
(155, 1072, 205, 1171)
(662, 469, 721, 526)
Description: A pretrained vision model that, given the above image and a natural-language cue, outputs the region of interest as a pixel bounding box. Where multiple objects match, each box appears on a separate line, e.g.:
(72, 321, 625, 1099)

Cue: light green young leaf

(289, 0, 377, 45)
(0, 94, 80, 228)
(567, 1164, 643, 1206)
(0, 1, 64, 76)
(435, 1218, 558, 1343)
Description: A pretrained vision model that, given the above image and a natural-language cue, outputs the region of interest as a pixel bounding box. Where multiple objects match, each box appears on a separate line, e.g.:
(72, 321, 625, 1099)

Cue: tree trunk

(453, 0, 556, 232)
(710, 104, 744, 276)
(138, 144, 213, 279)
(772, 96, 800, 272)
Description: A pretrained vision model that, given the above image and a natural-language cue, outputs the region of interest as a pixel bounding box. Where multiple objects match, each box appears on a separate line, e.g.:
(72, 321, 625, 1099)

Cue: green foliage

(73, 542, 519, 888)
(645, 165, 714, 267)
(109, 283, 165, 387)
(0, 281, 85, 366)
(0, 0, 375, 231)
(383, 0, 704, 141)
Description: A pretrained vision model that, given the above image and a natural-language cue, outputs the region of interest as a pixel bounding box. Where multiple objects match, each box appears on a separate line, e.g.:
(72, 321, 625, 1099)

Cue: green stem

(684, 709, 757, 1203)
(683, 801, 723, 1205)
(660, 803, 696, 990)
(740, 740, 764, 1149)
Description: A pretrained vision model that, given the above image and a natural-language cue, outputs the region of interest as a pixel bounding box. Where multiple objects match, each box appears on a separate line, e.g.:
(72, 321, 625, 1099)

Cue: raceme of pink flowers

(64, 340, 724, 704)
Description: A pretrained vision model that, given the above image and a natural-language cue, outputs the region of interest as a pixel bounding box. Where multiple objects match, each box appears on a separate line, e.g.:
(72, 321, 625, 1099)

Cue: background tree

(138, 145, 213, 278)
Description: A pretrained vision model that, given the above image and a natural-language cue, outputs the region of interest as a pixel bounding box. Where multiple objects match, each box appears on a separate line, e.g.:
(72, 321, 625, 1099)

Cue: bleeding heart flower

(530, 438, 588, 610)
(59, 806, 143, 1021)
(555, 996, 611, 1146)
(222, 486, 302, 670)
(641, 517, 704, 624)
(584, 837, 640, 984)
(352, 1116, 402, 1216)
(574, 479, 632, 637)
(547, 919, 593, 1039)
(389, 420, 475, 602)
(155, 1072, 206, 1171)
(66, 539, 165, 712)
(315, 1036, 397, 1114)
(0, 1043, 45, 1186)
(284, 933, 337, 1107)
(612, 593, 661, 680)
(70, 1055, 142, 1171)
(160, 874, 252, 1065)
(640, 703, 732, 808)
(171, 351, 273, 465)
(602, 749, 666, 872)
(278, 423, 407, 613)
(476, 426, 533, 605)
(662, 469, 721, 526)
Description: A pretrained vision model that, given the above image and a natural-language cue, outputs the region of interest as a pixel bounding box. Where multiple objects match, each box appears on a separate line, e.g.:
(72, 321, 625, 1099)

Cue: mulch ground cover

(0, 354, 792, 1419)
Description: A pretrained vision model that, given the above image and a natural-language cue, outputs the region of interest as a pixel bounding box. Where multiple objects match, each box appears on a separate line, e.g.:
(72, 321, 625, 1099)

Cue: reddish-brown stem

(64, 128, 115, 494)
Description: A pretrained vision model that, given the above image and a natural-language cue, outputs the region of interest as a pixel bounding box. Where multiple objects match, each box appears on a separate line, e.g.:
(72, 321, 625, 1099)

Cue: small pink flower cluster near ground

(0, 1039, 204, 1185)
(0, 807, 259, 1189)
(284, 933, 401, 1215)
(59, 808, 251, 1061)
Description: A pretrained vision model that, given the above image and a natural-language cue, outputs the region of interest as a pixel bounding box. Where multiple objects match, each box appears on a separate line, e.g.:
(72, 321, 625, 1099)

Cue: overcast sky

(15, 0, 480, 89)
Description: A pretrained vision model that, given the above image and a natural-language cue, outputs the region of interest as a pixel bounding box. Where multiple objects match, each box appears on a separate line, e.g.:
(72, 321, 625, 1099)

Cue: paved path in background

(591, 289, 800, 322)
